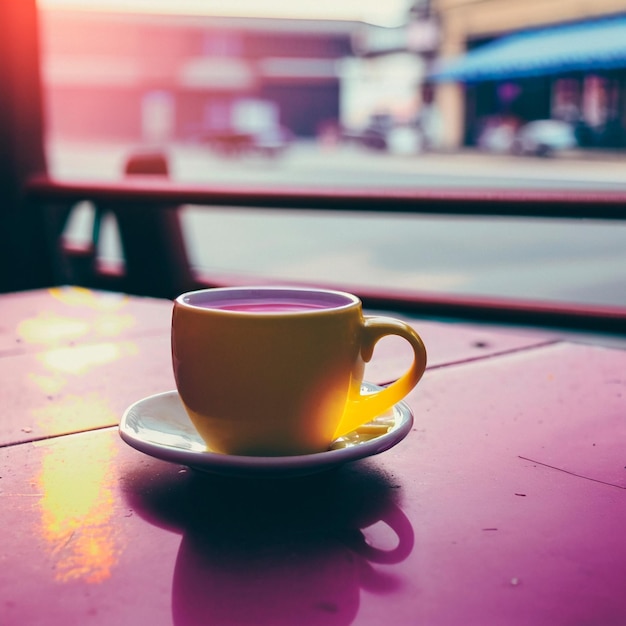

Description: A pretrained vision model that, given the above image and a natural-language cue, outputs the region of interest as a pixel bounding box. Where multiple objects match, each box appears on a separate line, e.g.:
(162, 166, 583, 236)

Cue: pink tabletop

(1, 341, 625, 625)
(2, 288, 625, 625)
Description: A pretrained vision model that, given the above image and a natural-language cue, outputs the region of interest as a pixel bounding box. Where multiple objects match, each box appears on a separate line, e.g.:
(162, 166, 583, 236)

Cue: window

(35, 1, 626, 330)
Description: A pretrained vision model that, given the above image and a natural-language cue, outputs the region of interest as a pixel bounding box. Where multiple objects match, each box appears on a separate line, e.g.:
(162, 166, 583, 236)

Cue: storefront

(430, 15, 626, 150)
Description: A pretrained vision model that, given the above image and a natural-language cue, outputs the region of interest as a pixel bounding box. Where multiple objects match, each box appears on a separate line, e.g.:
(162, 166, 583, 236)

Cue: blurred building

(340, 1, 442, 151)
(429, 0, 626, 150)
(39, 9, 354, 144)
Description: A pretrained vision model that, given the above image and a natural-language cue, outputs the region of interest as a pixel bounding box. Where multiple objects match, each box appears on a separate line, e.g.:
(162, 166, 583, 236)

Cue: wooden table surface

(1, 286, 625, 625)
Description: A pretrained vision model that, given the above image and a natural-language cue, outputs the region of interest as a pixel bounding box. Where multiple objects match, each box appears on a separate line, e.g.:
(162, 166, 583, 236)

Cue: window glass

(38, 1, 626, 310)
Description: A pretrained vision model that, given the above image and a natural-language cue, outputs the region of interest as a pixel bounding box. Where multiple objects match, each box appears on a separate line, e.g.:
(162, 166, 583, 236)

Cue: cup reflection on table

(171, 469, 415, 626)
(120, 462, 415, 626)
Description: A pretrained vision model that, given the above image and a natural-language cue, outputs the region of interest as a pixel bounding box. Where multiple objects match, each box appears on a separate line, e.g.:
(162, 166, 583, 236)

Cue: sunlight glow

(33, 392, 118, 439)
(18, 314, 91, 346)
(38, 341, 138, 376)
(49, 286, 129, 312)
(38, 432, 123, 583)
(17, 289, 136, 348)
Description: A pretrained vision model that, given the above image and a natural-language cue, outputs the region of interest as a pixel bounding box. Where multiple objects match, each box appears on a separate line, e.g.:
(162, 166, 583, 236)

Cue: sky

(37, 0, 412, 26)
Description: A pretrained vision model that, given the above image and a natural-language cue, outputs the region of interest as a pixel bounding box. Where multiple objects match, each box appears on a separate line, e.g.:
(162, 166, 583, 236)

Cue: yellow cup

(172, 287, 427, 456)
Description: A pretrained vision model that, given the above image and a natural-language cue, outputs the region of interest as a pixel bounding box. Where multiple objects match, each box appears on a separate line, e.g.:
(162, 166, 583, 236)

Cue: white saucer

(119, 382, 414, 477)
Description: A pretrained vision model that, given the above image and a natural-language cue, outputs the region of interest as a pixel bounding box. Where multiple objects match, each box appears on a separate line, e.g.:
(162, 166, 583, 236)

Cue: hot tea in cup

(171, 287, 427, 456)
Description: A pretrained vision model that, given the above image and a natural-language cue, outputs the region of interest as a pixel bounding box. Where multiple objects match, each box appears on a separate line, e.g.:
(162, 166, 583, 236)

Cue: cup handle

(333, 316, 427, 438)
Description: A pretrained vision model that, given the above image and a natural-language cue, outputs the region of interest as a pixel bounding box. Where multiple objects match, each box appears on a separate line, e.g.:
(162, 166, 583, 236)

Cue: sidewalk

(279, 142, 626, 186)
(48, 138, 626, 187)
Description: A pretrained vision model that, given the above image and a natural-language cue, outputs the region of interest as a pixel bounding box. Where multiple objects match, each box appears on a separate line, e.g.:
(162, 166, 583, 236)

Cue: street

(52, 140, 626, 308)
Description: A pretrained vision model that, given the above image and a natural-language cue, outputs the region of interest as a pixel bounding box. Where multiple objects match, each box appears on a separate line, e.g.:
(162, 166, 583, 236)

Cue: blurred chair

(124, 151, 170, 176)
(55, 149, 196, 299)
(43, 148, 196, 299)
(111, 149, 195, 298)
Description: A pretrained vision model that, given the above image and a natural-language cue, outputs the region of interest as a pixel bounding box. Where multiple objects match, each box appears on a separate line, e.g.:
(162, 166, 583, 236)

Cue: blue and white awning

(431, 16, 626, 83)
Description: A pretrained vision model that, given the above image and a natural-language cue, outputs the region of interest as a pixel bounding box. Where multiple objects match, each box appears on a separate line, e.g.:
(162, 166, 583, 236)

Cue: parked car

(476, 116, 520, 154)
(512, 120, 578, 157)
(343, 113, 394, 151)
(344, 114, 424, 155)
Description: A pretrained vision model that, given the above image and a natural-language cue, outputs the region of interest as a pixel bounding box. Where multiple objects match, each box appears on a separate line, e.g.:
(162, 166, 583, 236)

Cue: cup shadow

(122, 461, 415, 626)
